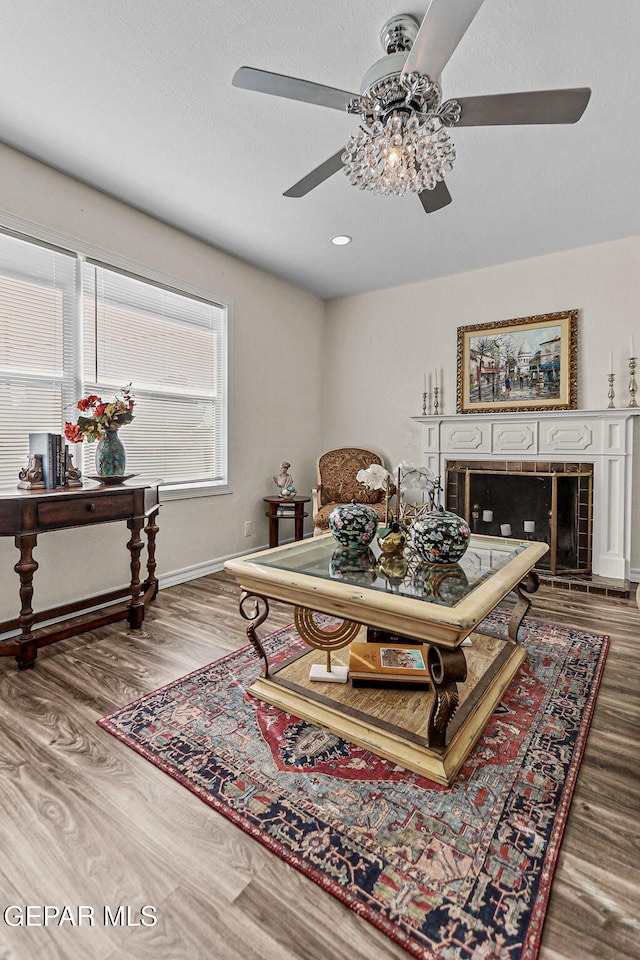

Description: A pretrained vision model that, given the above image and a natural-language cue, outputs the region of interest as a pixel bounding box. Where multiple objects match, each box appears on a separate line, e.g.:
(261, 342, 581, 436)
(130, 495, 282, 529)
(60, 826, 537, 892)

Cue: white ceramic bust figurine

(274, 461, 296, 498)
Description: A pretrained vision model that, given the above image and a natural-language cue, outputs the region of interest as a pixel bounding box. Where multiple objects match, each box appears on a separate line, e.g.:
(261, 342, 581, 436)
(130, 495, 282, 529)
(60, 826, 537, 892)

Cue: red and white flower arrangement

(64, 384, 135, 444)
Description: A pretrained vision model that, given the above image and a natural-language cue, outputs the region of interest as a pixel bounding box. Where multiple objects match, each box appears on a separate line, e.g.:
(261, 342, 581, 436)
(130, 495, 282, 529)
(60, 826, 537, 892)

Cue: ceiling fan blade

(232, 66, 355, 112)
(419, 180, 452, 214)
(403, 0, 485, 79)
(455, 88, 591, 125)
(283, 149, 345, 198)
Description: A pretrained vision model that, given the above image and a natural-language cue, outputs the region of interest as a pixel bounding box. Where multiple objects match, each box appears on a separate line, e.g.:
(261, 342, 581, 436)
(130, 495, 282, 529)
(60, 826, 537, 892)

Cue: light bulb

(386, 145, 403, 168)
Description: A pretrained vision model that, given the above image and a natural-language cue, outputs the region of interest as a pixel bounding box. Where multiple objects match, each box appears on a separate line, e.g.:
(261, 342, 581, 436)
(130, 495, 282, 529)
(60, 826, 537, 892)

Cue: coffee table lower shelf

(248, 631, 526, 787)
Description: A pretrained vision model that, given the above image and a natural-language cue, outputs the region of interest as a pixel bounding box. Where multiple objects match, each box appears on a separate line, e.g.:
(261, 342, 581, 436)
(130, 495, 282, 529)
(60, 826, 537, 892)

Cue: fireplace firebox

(446, 460, 593, 574)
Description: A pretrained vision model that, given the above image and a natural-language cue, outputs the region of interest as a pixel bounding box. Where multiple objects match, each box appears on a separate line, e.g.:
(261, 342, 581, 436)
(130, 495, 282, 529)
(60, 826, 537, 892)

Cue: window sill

(159, 481, 232, 502)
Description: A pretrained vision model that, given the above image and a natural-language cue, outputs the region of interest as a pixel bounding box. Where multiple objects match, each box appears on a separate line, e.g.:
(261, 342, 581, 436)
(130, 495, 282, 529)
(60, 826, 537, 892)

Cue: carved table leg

(239, 592, 271, 675)
(426, 646, 467, 749)
(508, 571, 540, 643)
(14, 533, 38, 669)
(127, 516, 145, 629)
(144, 509, 160, 601)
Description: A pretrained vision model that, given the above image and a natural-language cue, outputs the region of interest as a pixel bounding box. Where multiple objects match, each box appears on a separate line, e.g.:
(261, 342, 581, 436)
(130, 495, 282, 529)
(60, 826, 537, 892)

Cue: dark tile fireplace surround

(446, 459, 598, 585)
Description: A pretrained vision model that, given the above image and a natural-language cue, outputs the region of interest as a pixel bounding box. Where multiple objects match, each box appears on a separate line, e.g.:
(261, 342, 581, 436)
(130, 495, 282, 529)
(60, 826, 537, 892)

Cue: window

(0, 228, 229, 492)
(82, 263, 227, 486)
(0, 231, 77, 488)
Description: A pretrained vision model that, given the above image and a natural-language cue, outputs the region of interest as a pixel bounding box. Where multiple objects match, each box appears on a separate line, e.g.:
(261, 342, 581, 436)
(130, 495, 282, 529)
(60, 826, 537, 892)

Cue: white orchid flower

(357, 463, 390, 491)
(396, 462, 435, 493)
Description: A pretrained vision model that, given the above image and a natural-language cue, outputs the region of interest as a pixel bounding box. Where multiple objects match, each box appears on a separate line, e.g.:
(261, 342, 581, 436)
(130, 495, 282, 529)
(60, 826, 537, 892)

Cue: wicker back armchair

(312, 446, 390, 535)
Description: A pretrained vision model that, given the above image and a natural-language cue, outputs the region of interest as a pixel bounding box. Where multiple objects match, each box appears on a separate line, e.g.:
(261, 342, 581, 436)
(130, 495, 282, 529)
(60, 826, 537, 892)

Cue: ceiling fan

(232, 0, 591, 214)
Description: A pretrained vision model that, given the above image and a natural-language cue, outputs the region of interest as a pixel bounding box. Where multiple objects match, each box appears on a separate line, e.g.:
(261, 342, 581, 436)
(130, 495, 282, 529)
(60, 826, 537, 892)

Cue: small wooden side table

(263, 496, 310, 548)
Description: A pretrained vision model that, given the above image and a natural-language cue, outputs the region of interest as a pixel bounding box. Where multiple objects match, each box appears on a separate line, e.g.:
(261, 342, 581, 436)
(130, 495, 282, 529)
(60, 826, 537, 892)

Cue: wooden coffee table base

(229, 533, 546, 787)
(248, 629, 526, 787)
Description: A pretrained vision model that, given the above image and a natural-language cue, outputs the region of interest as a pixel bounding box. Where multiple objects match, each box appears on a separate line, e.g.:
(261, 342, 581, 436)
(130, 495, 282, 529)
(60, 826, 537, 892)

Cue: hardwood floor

(0, 572, 638, 960)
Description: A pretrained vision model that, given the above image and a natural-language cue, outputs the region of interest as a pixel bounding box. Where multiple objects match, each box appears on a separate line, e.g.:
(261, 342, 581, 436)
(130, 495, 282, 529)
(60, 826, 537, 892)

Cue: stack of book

(29, 433, 69, 489)
(276, 501, 297, 517)
(348, 641, 431, 689)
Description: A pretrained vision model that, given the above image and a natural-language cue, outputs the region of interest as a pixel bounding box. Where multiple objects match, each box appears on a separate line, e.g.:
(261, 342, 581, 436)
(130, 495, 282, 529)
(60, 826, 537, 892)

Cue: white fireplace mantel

(412, 409, 639, 581)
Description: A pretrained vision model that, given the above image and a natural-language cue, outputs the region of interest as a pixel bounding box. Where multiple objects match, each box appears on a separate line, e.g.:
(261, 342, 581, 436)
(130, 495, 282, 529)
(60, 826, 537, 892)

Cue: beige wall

(324, 237, 640, 572)
(0, 144, 325, 623)
(1, 141, 638, 630)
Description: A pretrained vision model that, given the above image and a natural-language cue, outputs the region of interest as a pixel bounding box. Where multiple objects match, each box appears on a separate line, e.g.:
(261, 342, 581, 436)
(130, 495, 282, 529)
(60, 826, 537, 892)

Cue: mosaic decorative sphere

(410, 508, 471, 565)
(328, 501, 378, 549)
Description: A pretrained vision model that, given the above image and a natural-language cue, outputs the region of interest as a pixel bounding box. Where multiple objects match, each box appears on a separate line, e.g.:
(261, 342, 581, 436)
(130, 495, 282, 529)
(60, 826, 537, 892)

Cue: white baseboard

(630, 567, 639, 585)
(158, 542, 269, 590)
(158, 533, 317, 590)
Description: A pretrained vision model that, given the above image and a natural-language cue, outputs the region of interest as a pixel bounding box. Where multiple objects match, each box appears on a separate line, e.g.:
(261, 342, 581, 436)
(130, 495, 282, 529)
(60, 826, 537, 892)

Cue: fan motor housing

(359, 52, 409, 96)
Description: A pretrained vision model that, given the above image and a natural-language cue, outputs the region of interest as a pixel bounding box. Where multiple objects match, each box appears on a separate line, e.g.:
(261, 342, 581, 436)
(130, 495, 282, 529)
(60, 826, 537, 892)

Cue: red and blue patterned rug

(98, 613, 608, 960)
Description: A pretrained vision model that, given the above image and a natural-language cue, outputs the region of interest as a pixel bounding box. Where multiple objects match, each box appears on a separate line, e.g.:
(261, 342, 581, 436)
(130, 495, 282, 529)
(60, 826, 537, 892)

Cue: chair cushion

(314, 500, 389, 530)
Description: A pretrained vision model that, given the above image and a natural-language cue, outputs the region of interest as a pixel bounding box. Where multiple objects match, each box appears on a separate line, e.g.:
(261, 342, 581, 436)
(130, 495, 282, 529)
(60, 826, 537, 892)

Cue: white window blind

(82, 262, 227, 484)
(0, 226, 228, 492)
(0, 232, 77, 487)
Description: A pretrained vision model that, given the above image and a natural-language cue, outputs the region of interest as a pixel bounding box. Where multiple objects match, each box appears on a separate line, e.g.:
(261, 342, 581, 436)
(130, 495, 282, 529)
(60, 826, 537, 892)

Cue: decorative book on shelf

(348, 641, 431, 689)
(276, 502, 298, 516)
(28, 433, 68, 489)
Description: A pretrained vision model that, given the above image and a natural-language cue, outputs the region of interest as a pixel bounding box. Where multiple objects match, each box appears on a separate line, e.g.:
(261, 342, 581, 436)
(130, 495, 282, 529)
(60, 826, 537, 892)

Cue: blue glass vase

(95, 428, 126, 477)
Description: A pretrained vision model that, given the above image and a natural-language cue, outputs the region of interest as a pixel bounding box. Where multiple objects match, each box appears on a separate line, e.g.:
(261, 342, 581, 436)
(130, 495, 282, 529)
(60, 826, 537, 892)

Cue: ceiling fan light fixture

(234, 3, 591, 213)
(342, 111, 456, 197)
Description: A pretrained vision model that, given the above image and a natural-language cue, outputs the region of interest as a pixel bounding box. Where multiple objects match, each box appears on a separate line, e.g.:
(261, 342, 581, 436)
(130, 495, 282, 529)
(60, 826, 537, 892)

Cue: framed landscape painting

(456, 309, 578, 414)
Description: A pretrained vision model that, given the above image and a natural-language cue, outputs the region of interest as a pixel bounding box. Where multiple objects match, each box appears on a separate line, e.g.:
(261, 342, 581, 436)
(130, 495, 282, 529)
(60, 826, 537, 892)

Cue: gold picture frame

(456, 309, 578, 414)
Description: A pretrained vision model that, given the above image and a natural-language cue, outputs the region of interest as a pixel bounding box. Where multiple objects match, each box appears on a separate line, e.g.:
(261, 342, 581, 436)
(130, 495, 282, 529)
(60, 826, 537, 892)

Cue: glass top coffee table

(225, 532, 548, 786)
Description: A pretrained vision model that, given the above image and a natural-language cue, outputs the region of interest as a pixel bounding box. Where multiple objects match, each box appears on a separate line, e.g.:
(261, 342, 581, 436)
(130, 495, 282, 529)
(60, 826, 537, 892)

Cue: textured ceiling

(0, 0, 638, 299)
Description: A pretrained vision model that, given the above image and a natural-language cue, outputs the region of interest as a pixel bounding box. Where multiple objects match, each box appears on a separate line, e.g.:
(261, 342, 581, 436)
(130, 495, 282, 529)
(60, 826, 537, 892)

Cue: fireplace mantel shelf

(412, 408, 638, 581)
(412, 408, 640, 423)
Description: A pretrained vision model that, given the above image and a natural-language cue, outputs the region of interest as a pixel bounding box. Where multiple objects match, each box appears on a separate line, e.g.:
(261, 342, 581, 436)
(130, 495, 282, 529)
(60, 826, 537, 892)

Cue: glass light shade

(342, 112, 455, 196)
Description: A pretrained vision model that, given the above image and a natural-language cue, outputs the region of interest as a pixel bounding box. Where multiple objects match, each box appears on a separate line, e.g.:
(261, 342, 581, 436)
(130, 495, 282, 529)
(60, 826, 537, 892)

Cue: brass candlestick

(422, 390, 427, 416)
(607, 372, 616, 408)
(433, 385, 440, 415)
(628, 357, 638, 408)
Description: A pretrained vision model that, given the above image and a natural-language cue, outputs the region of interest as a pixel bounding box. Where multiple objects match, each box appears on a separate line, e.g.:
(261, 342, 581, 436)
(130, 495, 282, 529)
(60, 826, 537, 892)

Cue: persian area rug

(98, 614, 608, 960)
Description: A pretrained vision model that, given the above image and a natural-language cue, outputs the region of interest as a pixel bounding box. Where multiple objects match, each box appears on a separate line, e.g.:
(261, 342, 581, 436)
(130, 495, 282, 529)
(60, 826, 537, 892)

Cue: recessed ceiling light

(331, 235, 352, 246)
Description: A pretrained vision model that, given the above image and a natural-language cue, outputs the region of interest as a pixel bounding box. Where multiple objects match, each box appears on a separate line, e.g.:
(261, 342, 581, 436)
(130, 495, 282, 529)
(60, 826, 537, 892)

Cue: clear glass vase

(95, 428, 126, 477)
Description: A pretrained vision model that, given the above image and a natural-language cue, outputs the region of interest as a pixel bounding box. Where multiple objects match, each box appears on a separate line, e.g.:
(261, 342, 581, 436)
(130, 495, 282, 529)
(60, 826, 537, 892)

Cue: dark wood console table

(0, 480, 160, 669)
